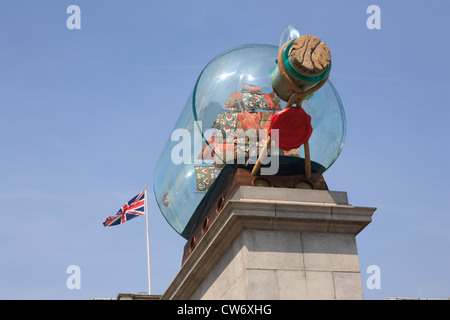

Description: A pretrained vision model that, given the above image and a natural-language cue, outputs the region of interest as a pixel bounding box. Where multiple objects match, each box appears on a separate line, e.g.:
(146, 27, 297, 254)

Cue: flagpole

(145, 186, 151, 295)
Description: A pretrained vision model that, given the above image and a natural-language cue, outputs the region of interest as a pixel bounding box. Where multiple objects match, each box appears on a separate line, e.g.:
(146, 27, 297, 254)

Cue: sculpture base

(162, 186, 376, 300)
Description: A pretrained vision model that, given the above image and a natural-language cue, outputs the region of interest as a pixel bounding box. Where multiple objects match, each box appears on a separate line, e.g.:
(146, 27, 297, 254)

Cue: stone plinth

(162, 187, 376, 300)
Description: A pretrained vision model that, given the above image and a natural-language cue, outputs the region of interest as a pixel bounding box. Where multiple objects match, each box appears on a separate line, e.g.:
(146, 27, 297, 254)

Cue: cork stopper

(288, 35, 331, 77)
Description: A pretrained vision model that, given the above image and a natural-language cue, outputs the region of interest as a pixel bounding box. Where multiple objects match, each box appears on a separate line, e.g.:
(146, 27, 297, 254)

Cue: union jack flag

(103, 190, 145, 227)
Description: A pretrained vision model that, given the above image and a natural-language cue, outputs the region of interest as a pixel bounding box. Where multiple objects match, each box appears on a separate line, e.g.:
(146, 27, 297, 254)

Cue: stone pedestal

(162, 187, 376, 300)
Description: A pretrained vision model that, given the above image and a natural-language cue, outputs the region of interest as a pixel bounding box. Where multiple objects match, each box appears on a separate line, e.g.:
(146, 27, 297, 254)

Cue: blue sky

(0, 0, 448, 299)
